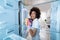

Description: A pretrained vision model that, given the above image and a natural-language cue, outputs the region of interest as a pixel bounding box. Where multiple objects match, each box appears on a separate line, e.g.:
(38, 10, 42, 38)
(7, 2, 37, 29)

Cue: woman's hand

(25, 18, 28, 26)
(29, 29, 37, 37)
(25, 18, 31, 27)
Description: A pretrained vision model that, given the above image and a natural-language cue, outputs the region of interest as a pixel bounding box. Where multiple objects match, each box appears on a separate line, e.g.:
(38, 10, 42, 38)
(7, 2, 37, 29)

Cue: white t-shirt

(31, 18, 40, 40)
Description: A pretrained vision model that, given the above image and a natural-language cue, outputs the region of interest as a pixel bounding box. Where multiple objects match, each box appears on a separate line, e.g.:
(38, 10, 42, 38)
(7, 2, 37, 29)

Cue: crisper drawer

(3, 34, 27, 40)
(0, 24, 19, 40)
(6, 24, 19, 35)
(0, 9, 18, 25)
(4, 0, 18, 10)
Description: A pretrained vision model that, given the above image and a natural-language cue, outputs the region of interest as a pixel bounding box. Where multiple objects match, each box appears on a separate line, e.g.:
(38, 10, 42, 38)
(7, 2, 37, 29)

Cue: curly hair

(29, 7, 41, 19)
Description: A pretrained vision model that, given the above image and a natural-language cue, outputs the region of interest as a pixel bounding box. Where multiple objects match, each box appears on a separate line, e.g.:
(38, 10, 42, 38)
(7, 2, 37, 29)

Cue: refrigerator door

(50, 0, 60, 40)
(0, 0, 19, 40)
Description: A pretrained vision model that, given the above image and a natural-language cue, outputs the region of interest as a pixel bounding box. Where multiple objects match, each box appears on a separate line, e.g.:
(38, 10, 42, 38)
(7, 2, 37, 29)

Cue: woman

(25, 7, 41, 40)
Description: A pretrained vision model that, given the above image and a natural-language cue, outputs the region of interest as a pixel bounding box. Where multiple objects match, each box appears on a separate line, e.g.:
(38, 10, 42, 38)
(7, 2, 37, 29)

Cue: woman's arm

(29, 28, 37, 37)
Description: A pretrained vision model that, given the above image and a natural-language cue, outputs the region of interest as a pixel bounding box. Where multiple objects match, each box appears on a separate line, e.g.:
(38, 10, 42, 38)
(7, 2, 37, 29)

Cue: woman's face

(30, 11, 36, 20)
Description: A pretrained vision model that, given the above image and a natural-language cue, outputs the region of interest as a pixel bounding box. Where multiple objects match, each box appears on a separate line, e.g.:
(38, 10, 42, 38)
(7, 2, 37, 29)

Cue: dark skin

(29, 11, 37, 37)
(29, 28, 37, 37)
